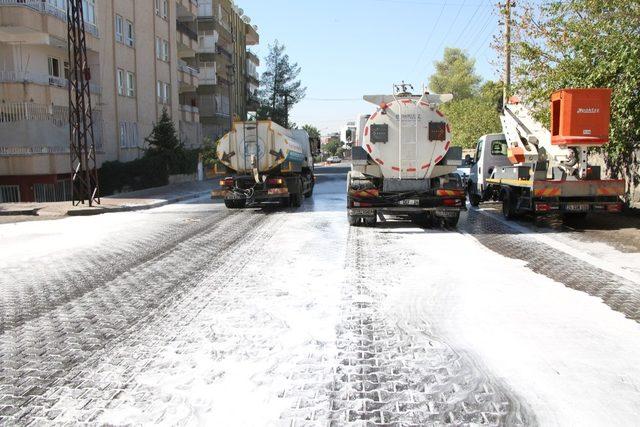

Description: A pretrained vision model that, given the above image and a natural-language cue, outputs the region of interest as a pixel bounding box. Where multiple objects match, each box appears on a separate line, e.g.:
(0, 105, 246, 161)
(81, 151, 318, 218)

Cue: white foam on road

(381, 227, 640, 426)
(475, 207, 640, 286)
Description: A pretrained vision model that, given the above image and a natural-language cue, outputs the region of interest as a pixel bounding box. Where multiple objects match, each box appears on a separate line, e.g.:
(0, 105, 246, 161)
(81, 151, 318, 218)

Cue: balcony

(197, 30, 218, 53)
(0, 102, 104, 175)
(177, 24, 198, 58)
(176, 0, 198, 20)
(179, 104, 200, 123)
(246, 50, 260, 66)
(199, 62, 217, 85)
(245, 23, 259, 46)
(0, 0, 99, 38)
(178, 61, 199, 92)
(0, 70, 102, 95)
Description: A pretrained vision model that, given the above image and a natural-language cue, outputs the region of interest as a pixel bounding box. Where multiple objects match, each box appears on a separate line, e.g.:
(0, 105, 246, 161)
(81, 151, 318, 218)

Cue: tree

(429, 48, 481, 100)
(258, 41, 306, 128)
(145, 108, 184, 173)
(323, 138, 342, 157)
(512, 0, 640, 177)
(302, 124, 321, 140)
(441, 97, 502, 149)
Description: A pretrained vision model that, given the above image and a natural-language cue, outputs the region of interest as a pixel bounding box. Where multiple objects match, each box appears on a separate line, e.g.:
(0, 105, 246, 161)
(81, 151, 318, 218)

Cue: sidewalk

(0, 180, 216, 223)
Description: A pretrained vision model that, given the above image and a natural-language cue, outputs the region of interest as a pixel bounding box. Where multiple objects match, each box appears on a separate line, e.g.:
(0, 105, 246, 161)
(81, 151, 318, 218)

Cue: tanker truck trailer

(212, 121, 315, 208)
(348, 84, 466, 227)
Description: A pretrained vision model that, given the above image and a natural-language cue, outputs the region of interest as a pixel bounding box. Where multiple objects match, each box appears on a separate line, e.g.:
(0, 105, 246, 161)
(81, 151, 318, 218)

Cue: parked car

(327, 156, 342, 164)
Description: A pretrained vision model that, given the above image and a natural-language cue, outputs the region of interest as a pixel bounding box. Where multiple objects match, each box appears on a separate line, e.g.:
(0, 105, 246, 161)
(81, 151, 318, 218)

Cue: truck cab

(467, 133, 511, 206)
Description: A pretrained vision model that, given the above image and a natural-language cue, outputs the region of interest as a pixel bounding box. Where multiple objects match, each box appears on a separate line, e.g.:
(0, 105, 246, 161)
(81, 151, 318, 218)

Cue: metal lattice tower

(67, 0, 99, 206)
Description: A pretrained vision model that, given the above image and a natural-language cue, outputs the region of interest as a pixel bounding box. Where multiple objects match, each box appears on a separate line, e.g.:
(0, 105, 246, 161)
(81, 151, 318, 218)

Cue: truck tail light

(267, 177, 285, 186)
(443, 198, 462, 207)
(353, 201, 373, 207)
(607, 203, 622, 212)
(219, 178, 234, 187)
(535, 203, 551, 212)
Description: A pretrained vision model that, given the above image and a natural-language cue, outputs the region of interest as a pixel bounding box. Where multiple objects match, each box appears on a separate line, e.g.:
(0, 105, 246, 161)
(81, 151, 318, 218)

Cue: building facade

(0, 0, 204, 202)
(196, 0, 258, 142)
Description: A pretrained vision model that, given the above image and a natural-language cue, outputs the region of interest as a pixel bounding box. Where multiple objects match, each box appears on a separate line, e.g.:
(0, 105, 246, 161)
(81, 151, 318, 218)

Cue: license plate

(566, 203, 589, 212)
(435, 210, 458, 218)
(399, 199, 420, 206)
(354, 209, 375, 216)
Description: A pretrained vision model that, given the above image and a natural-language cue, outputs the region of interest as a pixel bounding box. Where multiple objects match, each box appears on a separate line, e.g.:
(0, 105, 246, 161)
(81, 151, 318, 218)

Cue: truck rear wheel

(502, 189, 518, 220)
(305, 184, 314, 198)
(469, 193, 481, 207)
(224, 198, 246, 209)
(289, 191, 302, 208)
(347, 212, 359, 226)
(442, 212, 460, 228)
(362, 214, 377, 227)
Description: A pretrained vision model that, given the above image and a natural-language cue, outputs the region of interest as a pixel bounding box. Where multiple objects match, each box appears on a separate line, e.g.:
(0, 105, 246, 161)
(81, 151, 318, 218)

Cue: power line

(411, 0, 447, 76)
(463, 7, 495, 52)
(430, 0, 467, 61)
(452, 1, 485, 47)
(370, 0, 489, 6)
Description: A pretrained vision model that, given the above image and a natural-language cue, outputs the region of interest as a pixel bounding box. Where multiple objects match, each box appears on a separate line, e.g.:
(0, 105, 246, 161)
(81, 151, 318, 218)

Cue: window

(115, 15, 123, 43)
(126, 72, 135, 97)
(491, 139, 508, 156)
(157, 81, 170, 103)
(125, 20, 135, 47)
(120, 122, 127, 148)
(162, 40, 169, 61)
(475, 139, 483, 162)
(156, 0, 168, 18)
(82, 0, 96, 25)
(156, 37, 168, 61)
(117, 69, 125, 95)
(120, 122, 139, 148)
(48, 57, 61, 77)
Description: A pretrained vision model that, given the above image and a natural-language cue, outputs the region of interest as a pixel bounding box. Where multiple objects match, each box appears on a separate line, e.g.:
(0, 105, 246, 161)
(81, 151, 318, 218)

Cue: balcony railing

(0, 102, 68, 126)
(0, 70, 102, 94)
(176, 20, 198, 41)
(0, 0, 99, 37)
(178, 61, 199, 77)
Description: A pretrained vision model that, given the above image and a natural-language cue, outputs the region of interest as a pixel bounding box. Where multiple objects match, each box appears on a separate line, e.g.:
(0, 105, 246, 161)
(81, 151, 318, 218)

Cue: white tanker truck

(212, 121, 315, 208)
(348, 83, 466, 227)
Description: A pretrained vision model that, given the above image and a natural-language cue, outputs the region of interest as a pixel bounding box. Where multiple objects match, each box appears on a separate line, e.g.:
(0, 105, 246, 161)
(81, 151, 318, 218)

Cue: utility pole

(503, 0, 512, 106)
(67, 0, 99, 206)
(283, 93, 289, 128)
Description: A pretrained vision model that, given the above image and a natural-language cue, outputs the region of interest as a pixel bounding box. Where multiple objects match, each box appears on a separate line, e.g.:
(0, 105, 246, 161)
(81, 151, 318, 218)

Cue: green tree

(429, 48, 481, 100)
(145, 108, 185, 173)
(323, 138, 341, 157)
(200, 137, 218, 167)
(441, 97, 502, 149)
(513, 0, 640, 175)
(302, 124, 321, 140)
(258, 41, 306, 128)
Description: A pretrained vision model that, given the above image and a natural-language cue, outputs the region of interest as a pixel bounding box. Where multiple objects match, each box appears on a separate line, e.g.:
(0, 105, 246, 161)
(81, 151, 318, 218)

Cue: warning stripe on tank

(364, 126, 369, 136)
(436, 110, 444, 117)
(421, 163, 431, 170)
(392, 166, 401, 171)
(446, 124, 451, 133)
(402, 99, 413, 104)
(375, 158, 384, 165)
(406, 168, 417, 172)
(370, 112, 378, 120)
(534, 188, 561, 197)
(365, 144, 372, 153)
(444, 141, 450, 151)
(434, 155, 443, 164)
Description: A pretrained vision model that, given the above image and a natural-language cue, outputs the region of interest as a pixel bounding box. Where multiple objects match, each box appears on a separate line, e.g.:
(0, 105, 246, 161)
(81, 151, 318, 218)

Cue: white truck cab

(468, 133, 511, 206)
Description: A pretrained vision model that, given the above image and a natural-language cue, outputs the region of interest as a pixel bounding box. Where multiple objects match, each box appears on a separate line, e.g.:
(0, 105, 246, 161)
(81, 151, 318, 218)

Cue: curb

(66, 190, 210, 216)
(0, 208, 40, 217)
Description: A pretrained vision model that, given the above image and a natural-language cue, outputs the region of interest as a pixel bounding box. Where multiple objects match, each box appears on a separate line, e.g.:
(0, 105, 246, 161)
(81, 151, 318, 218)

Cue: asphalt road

(1, 165, 639, 425)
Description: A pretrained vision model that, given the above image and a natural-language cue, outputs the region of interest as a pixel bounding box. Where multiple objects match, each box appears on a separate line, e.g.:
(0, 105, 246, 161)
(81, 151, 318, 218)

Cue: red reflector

(607, 203, 622, 212)
(443, 198, 460, 207)
(353, 202, 373, 207)
(535, 203, 551, 212)
(267, 177, 284, 185)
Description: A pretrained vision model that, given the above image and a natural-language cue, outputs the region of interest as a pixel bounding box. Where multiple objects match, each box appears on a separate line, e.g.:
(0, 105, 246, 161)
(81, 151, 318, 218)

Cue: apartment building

(0, 0, 202, 202)
(196, 0, 258, 142)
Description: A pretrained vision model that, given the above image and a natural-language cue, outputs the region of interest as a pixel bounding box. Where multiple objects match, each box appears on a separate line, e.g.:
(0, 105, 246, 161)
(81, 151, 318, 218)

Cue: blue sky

(240, 0, 501, 134)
